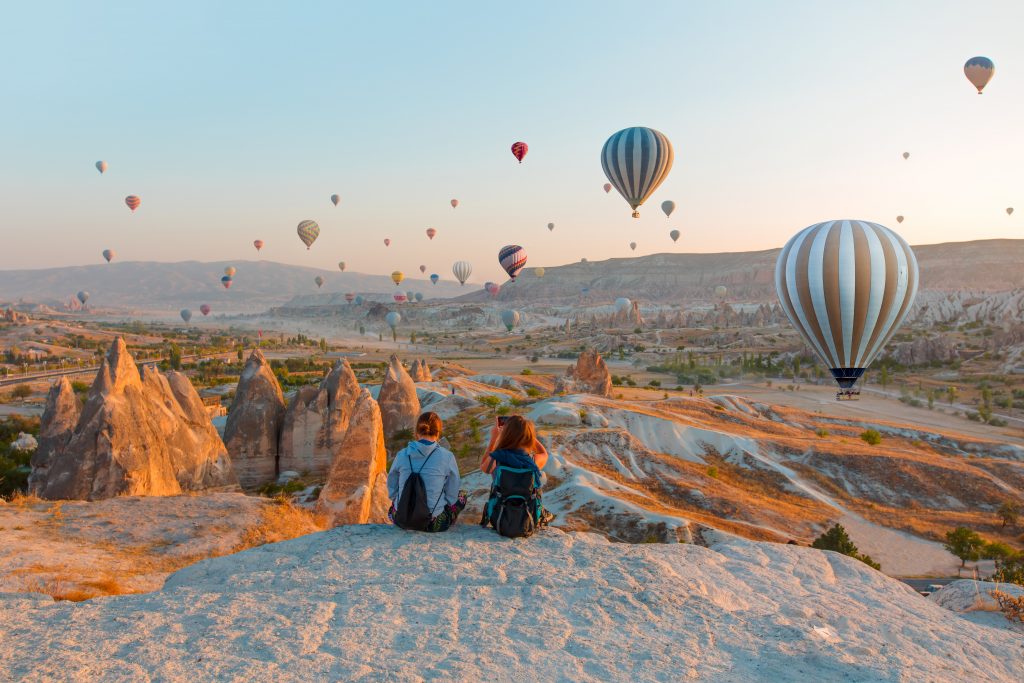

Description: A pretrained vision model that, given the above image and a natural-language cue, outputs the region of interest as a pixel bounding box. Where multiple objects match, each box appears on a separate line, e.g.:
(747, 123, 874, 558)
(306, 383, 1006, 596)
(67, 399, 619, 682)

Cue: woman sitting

(387, 412, 466, 532)
(479, 415, 552, 536)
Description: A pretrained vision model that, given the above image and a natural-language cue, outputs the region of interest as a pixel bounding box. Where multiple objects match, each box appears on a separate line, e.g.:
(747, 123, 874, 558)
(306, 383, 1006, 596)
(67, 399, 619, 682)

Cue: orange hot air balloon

(125, 195, 141, 212)
(253, 239, 264, 252)
(426, 228, 437, 240)
(384, 238, 391, 247)
(450, 199, 459, 208)
(511, 141, 528, 163)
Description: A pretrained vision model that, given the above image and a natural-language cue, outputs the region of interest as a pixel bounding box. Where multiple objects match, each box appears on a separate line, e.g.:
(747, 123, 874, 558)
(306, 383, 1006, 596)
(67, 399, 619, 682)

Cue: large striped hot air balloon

(511, 141, 528, 163)
(95, 161, 108, 174)
(452, 260, 472, 285)
(253, 239, 264, 252)
(498, 245, 527, 280)
(775, 220, 919, 391)
(964, 56, 995, 94)
(297, 220, 320, 249)
(125, 195, 141, 213)
(601, 127, 674, 218)
(102, 249, 115, 263)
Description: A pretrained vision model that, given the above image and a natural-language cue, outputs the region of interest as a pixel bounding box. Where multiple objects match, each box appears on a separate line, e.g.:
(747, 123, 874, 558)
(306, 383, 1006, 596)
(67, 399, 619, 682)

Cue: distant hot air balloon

(331, 194, 340, 206)
(355, 295, 364, 305)
(315, 276, 324, 288)
(224, 266, 236, 277)
(393, 294, 407, 303)
(430, 273, 439, 285)
(669, 229, 680, 243)
(1007, 207, 1014, 216)
(200, 304, 211, 316)
(485, 282, 500, 298)
(405, 290, 415, 303)
(964, 56, 995, 94)
(384, 238, 391, 247)
(451, 199, 459, 208)
(902, 152, 910, 160)
(896, 215, 904, 224)
(452, 260, 472, 285)
(385, 311, 401, 339)
(125, 195, 141, 213)
(511, 141, 528, 163)
(253, 239, 264, 252)
(629, 242, 637, 251)
(102, 249, 115, 263)
(498, 245, 527, 280)
(419, 265, 427, 273)
(714, 285, 728, 298)
(391, 270, 404, 286)
(581, 286, 590, 296)
(775, 220, 918, 391)
(297, 220, 320, 249)
(180, 309, 192, 323)
(547, 222, 555, 232)
(615, 297, 631, 313)
(603, 183, 612, 193)
(426, 228, 437, 240)
(95, 161, 108, 174)
(661, 200, 676, 218)
(344, 293, 355, 303)
(501, 309, 521, 332)
(534, 267, 545, 279)
(77, 291, 90, 305)
(415, 292, 423, 302)
(338, 261, 346, 271)
(221, 276, 233, 289)
(602, 127, 673, 218)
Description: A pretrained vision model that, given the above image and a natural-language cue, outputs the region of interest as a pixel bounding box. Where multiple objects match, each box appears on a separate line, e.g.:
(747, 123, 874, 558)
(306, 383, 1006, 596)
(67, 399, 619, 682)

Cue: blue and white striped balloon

(601, 126, 674, 218)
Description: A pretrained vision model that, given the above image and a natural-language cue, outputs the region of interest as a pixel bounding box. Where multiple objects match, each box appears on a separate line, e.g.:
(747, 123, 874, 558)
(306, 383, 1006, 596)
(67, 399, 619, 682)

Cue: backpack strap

(412, 445, 446, 519)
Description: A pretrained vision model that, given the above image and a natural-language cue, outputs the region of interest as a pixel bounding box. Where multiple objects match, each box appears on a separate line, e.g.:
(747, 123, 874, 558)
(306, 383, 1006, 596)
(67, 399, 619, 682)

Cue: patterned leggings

(389, 491, 468, 533)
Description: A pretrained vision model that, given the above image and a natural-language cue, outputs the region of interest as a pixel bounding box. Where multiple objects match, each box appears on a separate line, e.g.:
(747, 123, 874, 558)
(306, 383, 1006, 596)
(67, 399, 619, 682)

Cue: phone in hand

(497, 415, 509, 427)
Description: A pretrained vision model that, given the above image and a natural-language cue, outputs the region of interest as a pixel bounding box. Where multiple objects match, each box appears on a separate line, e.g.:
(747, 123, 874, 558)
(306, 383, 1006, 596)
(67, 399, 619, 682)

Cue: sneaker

(540, 509, 555, 525)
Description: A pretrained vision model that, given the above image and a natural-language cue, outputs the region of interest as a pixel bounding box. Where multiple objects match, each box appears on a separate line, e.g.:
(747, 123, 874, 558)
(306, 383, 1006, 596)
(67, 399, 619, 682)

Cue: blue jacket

(488, 447, 542, 484)
(388, 439, 460, 518)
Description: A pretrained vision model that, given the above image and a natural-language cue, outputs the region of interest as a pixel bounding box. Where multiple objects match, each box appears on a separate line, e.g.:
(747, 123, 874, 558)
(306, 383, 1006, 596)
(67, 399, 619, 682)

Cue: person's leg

(426, 491, 467, 533)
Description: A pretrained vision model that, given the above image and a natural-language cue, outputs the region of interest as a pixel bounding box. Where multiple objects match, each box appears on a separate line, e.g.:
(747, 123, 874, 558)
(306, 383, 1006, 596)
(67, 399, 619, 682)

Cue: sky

(2, 0, 1023, 285)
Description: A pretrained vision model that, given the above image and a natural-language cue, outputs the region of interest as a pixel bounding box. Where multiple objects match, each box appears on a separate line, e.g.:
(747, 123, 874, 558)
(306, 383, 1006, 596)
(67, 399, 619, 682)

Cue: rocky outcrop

(2, 308, 29, 324)
(315, 389, 390, 526)
(224, 349, 286, 489)
(278, 360, 361, 477)
(409, 359, 432, 382)
(889, 335, 959, 366)
(555, 349, 612, 397)
(28, 378, 81, 494)
(32, 338, 237, 500)
(377, 355, 420, 438)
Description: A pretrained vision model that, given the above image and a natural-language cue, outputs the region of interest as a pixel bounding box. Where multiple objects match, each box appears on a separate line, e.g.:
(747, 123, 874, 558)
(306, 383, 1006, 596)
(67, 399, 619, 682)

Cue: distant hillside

(0, 260, 466, 313)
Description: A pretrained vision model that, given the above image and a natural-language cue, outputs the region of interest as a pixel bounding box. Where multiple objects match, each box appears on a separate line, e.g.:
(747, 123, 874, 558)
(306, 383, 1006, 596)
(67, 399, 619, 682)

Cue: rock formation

(223, 349, 286, 489)
(409, 359, 432, 382)
(31, 338, 237, 500)
(555, 349, 612, 397)
(278, 360, 361, 477)
(316, 389, 390, 526)
(377, 355, 420, 438)
(27, 378, 81, 494)
(2, 308, 29, 324)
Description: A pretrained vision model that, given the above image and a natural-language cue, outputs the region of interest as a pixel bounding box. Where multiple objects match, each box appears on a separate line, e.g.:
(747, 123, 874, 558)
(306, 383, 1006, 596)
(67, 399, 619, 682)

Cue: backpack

(480, 466, 543, 538)
(392, 446, 442, 531)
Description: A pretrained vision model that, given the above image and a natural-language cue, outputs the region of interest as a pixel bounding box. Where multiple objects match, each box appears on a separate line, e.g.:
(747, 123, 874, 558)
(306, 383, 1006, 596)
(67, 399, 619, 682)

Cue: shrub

(520, 368, 533, 375)
(992, 591, 1024, 623)
(525, 387, 542, 398)
(648, 379, 661, 387)
(860, 429, 882, 445)
(706, 466, 718, 479)
(11, 384, 31, 400)
(812, 523, 881, 570)
(816, 428, 830, 438)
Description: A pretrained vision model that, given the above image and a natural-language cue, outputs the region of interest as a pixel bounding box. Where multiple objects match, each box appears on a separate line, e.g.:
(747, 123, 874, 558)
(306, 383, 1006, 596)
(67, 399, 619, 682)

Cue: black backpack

(480, 467, 542, 538)
(392, 446, 441, 531)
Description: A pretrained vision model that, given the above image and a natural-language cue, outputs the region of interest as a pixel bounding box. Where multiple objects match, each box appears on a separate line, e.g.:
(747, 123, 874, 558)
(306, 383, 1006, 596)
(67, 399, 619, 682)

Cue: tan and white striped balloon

(774, 220, 918, 388)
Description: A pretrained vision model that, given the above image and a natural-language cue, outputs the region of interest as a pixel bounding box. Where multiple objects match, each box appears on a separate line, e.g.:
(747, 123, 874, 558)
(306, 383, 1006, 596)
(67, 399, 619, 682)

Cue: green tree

(997, 500, 1020, 528)
(944, 527, 986, 568)
(10, 384, 31, 400)
(946, 385, 958, 405)
(319, 338, 327, 351)
(879, 365, 890, 389)
(236, 346, 244, 362)
(168, 343, 182, 370)
(860, 429, 882, 446)
(811, 524, 881, 570)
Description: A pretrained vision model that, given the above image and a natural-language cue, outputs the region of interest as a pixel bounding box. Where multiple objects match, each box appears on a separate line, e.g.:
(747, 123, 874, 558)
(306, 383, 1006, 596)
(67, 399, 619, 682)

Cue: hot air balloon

(95, 161, 108, 174)
(315, 276, 324, 288)
(661, 200, 676, 218)
(413, 292, 422, 302)
(419, 265, 427, 273)
(391, 270, 404, 286)
(1007, 208, 1014, 216)
(603, 183, 612, 193)
(547, 222, 555, 232)
(501, 310, 521, 332)
(714, 285, 728, 298)
(602, 127, 673, 218)
(253, 239, 264, 252)
(331, 194, 340, 206)
(629, 242, 637, 251)
(964, 56, 995, 94)
(384, 238, 391, 247)
(221, 276, 233, 289)
(669, 229, 680, 243)
(430, 273, 439, 285)
(393, 294, 407, 303)
(102, 249, 115, 263)
(581, 286, 590, 296)
(902, 152, 910, 160)
(485, 282, 500, 298)
(775, 220, 919, 391)
(77, 291, 90, 305)
(404, 290, 415, 304)
(511, 141, 528, 163)
(896, 215, 904, 224)
(534, 267, 545, 278)
(385, 311, 401, 339)
(426, 228, 437, 240)
(344, 293, 355, 303)
(200, 304, 211, 316)
(337, 261, 346, 272)
(224, 266, 236, 277)
(451, 199, 459, 208)
(297, 220, 320, 249)
(125, 195, 141, 213)
(355, 295, 364, 305)
(615, 297, 631, 313)
(498, 245, 527, 280)
(180, 309, 192, 323)
(452, 260, 472, 285)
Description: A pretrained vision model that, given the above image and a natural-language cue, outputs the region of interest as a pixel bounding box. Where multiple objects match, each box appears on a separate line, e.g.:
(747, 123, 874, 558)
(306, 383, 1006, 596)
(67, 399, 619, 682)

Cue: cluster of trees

(944, 504, 1023, 584)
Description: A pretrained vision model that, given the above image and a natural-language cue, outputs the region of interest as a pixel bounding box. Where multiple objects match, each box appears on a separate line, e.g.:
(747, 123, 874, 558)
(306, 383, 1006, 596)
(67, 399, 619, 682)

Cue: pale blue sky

(2, 1, 1022, 284)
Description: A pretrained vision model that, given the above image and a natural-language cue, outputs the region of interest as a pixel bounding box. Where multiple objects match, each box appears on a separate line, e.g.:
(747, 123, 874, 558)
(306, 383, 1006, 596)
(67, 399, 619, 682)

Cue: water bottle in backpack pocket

(481, 466, 543, 538)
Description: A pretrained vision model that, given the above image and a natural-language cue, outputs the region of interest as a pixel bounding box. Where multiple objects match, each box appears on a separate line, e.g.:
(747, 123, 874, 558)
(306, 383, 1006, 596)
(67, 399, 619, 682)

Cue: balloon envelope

(902, 152, 910, 160)
(355, 295, 364, 305)
(603, 183, 612, 193)
(629, 242, 637, 251)
(661, 200, 676, 218)
(330, 194, 340, 206)
(714, 285, 728, 297)
(485, 282, 500, 297)
(200, 304, 211, 316)
(221, 276, 233, 289)
(415, 292, 423, 302)
(77, 291, 89, 304)
(501, 309, 521, 332)
(1007, 208, 1014, 216)
(224, 266, 236, 277)
(430, 273, 439, 284)
(180, 309, 192, 323)
(338, 261, 346, 271)
(896, 215, 904, 223)
(253, 239, 264, 251)
(669, 229, 680, 243)
(451, 199, 458, 208)
(498, 245, 527, 280)
(125, 195, 141, 212)
(95, 161, 108, 174)
(297, 220, 320, 249)
(775, 220, 919, 389)
(964, 56, 995, 93)
(601, 127, 673, 218)
(344, 293, 355, 303)
(385, 312, 401, 328)
(534, 267, 545, 278)
(419, 265, 426, 273)
(315, 276, 324, 288)
(384, 238, 391, 247)
(452, 260, 472, 285)
(615, 297, 631, 313)
(393, 294, 407, 303)
(547, 222, 554, 231)
(426, 228, 437, 240)
(511, 141, 528, 163)
(102, 249, 115, 263)
(391, 271, 404, 285)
